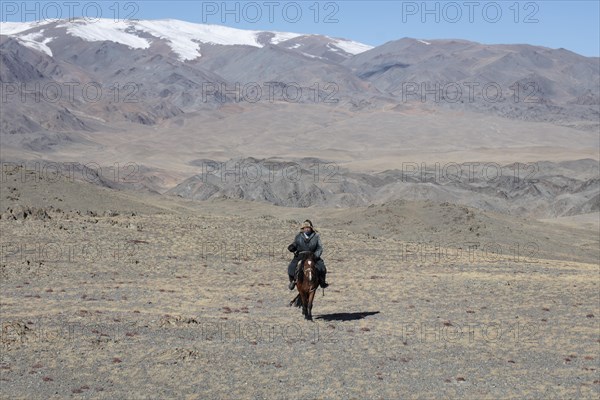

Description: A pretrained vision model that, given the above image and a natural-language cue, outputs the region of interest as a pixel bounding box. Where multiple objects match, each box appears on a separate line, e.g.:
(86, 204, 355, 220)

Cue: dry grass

(0, 173, 598, 399)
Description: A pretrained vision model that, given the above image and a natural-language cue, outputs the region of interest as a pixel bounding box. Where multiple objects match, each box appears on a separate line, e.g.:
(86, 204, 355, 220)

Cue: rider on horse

(287, 219, 329, 290)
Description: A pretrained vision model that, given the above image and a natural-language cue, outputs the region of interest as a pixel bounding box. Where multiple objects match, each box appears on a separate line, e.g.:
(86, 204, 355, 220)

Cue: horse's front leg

(299, 291, 307, 316)
(306, 290, 315, 321)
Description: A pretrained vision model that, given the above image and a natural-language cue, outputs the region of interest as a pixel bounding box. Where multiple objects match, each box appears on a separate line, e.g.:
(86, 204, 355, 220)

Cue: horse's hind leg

(289, 294, 300, 307)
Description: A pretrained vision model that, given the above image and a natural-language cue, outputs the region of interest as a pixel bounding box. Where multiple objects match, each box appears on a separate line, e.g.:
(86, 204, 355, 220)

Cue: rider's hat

(300, 220, 316, 231)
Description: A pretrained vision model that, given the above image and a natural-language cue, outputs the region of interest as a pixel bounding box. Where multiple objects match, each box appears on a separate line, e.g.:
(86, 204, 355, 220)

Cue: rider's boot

(288, 275, 296, 290)
(319, 270, 329, 289)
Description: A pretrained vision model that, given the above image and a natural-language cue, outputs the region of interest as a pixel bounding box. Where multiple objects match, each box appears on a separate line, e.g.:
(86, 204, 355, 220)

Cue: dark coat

(287, 231, 326, 277)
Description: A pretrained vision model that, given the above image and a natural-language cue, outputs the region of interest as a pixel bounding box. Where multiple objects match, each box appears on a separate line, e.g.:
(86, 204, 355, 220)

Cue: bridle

(298, 251, 318, 292)
(304, 259, 318, 293)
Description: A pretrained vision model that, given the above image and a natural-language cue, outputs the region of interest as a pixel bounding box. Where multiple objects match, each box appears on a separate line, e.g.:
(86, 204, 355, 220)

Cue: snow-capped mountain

(0, 18, 380, 138)
(0, 17, 597, 140)
(0, 18, 373, 61)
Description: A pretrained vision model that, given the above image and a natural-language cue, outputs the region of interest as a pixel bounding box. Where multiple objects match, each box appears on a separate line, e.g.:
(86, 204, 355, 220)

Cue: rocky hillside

(166, 157, 599, 218)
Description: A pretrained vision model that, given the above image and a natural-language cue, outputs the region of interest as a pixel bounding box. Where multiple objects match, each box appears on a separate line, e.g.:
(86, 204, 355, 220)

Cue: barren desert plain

(0, 163, 598, 399)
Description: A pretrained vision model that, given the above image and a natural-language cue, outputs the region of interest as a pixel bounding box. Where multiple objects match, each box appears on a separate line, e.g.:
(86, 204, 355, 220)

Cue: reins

(296, 250, 323, 296)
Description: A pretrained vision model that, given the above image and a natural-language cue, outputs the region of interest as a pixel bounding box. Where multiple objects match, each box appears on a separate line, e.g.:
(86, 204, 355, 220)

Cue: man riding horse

(287, 220, 329, 290)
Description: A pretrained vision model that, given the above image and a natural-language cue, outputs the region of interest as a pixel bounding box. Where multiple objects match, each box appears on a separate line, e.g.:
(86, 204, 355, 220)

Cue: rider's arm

(314, 234, 323, 259)
(290, 233, 301, 257)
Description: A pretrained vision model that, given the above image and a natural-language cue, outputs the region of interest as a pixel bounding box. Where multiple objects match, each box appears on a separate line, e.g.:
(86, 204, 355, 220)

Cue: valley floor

(0, 176, 599, 399)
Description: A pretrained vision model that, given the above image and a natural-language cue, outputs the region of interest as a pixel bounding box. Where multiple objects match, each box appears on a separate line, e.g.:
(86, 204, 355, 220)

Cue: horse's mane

(299, 251, 315, 261)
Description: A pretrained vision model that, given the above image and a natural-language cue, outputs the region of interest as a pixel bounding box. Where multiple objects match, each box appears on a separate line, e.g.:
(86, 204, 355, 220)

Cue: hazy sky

(2, 1, 599, 56)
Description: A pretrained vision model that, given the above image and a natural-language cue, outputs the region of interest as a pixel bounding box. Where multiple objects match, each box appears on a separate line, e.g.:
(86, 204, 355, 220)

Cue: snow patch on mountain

(0, 20, 47, 35)
(17, 30, 54, 56)
(331, 39, 373, 55)
(133, 19, 303, 60)
(1, 18, 373, 60)
(57, 19, 151, 50)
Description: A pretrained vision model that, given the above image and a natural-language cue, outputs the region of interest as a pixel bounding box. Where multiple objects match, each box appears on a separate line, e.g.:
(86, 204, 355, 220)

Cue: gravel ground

(1, 172, 598, 399)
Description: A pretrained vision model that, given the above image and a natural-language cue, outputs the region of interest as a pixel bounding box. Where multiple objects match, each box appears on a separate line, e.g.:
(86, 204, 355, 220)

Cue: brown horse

(289, 251, 319, 320)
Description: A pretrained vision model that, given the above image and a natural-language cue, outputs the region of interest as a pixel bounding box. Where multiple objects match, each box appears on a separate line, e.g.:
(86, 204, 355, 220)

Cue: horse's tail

(289, 294, 301, 308)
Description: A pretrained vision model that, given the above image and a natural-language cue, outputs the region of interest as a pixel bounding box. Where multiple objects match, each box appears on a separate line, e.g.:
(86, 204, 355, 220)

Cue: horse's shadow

(314, 311, 380, 321)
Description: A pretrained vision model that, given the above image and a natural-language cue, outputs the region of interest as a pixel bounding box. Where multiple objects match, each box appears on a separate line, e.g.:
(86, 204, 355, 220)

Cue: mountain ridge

(0, 18, 374, 60)
(2, 18, 597, 135)
(1, 18, 598, 215)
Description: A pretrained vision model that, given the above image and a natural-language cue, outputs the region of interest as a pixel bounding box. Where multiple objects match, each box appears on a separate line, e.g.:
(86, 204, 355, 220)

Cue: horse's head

(297, 251, 317, 284)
